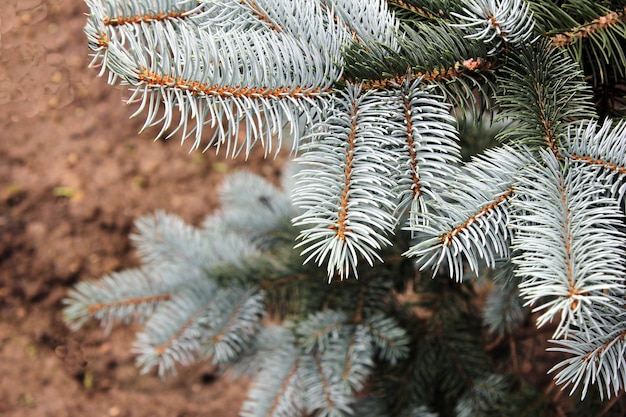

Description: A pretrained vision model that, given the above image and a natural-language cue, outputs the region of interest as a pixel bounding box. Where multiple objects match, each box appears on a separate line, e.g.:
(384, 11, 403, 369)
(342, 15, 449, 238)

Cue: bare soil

(0, 1, 280, 416)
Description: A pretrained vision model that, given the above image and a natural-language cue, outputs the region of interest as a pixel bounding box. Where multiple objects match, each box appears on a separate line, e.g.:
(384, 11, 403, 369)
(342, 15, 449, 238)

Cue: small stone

(47, 97, 59, 108)
(20, 13, 32, 24)
(51, 71, 63, 84)
(66, 152, 78, 166)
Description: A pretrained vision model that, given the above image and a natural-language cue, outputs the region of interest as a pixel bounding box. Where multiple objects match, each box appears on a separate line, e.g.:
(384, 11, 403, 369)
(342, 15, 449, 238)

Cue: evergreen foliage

(65, 0, 626, 415)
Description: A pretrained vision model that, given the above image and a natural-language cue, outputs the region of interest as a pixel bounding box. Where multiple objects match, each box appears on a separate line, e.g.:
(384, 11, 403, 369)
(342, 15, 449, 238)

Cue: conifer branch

(314, 353, 337, 409)
(440, 188, 514, 247)
(136, 68, 331, 100)
(387, 23, 499, 116)
(452, 0, 536, 47)
(357, 58, 496, 90)
(151, 304, 205, 357)
(406, 146, 526, 280)
(338, 325, 375, 391)
(495, 40, 596, 148)
(242, 340, 303, 417)
(511, 150, 626, 339)
(390, 78, 461, 226)
(208, 289, 266, 364)
(365, 314, 409, 364)
(342, 329, 359, 384)
(298, 311, 348, 353)
(132, 211, 261, 271)
(101, 9, 192, 27)
(335, 103, 356, 240)
(455, 374, 508, 416)
(240, 0, 284, 32)
(300, 350, 354, 416)
(268, 364, 300, 417)
(388, 0, 444, 20)
(293, 85, 402, 280)
(342, 21, 498, 118)
(530, 2, 626, 86)
(568, 154, 626, 176)
(403, 98, 422, 202)
(84, 0, 200, 64)
(134, 282, 218, 376)
(412, 187, 513, 279)
(63, 266, 182, 333)
(321, 0, 399, 50)
(86, 294, 172, 317)
(563, 119, 626, 207)
(549, 316, 626, 399)
(84, 0, 350, 155)
(550, 9, 626, 47)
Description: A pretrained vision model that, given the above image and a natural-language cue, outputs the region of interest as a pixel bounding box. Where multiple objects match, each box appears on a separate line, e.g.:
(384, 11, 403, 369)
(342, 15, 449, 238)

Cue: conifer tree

(65, 0, 626, 415)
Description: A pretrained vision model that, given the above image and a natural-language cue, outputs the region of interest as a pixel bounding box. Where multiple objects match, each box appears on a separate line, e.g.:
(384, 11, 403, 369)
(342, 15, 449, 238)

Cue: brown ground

(0, 1, 280, 416)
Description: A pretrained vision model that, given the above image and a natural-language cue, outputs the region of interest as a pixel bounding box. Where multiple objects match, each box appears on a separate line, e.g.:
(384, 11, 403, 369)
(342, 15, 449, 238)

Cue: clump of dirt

(0, 1, 280, 415)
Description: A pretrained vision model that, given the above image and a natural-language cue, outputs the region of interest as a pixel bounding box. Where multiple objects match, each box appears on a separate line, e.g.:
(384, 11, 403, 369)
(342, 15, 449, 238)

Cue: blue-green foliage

(67, 0, 626, 414)
(64, 169, 416, 416)
(62, 167, 548, 416)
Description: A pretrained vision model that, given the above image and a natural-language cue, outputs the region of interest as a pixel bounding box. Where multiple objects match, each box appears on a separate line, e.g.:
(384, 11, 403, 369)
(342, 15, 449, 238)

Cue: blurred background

(0, 1, 282, 415)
